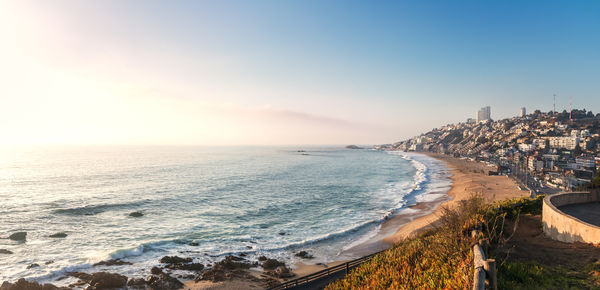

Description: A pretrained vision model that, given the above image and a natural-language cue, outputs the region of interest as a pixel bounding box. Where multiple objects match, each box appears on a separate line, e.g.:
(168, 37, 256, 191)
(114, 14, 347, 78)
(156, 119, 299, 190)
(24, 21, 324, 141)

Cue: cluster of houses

(376, 109, 600, 191)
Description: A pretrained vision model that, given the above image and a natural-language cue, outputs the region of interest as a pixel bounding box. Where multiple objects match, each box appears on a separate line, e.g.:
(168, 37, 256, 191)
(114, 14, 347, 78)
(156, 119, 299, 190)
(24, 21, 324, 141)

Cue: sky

(1, 1, 599, 145)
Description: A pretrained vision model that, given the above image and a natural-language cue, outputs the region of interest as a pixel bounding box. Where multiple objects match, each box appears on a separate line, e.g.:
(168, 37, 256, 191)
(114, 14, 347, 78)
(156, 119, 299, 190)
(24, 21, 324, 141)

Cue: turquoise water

(0, 146, 449, 284)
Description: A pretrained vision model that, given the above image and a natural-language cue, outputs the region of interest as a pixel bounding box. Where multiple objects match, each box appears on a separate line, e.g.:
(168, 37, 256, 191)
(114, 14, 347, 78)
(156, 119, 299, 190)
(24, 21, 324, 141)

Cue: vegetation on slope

(326, 197, 486, 289)
(328, 195, 600, 289)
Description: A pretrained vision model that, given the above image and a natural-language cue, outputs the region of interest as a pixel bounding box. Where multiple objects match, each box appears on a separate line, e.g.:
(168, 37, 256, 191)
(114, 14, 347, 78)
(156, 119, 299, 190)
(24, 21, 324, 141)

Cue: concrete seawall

(542, 192, 600, 243)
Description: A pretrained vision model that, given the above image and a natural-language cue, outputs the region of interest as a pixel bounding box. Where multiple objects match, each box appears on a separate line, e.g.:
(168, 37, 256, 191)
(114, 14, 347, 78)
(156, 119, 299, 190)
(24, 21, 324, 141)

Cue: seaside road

(558, 202, 600, 227)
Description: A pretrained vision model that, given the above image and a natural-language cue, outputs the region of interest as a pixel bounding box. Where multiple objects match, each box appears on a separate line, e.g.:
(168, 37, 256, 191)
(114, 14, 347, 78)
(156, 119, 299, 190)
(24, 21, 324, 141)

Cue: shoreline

(384, 152, 529, 243)
(289, 152, 529, 288)
(185, 151, 457, 289)
(2, 152, 529, 290)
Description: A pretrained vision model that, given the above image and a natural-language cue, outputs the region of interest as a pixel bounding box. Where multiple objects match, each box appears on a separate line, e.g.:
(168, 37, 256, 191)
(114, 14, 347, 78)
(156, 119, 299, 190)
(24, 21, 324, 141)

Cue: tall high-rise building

(520, 107, 526, 117)
(476, 106, 491, 122)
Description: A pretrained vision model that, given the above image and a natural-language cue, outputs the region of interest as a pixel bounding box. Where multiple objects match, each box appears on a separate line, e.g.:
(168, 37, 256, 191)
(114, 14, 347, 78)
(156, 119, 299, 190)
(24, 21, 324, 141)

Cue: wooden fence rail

(267, 250, 383, 290)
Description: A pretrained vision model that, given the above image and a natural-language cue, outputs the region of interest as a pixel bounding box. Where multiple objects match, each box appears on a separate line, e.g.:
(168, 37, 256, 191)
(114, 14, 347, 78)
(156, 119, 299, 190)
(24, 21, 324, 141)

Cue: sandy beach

(383, 153, 529, 243)
(184, 153, 529, 289)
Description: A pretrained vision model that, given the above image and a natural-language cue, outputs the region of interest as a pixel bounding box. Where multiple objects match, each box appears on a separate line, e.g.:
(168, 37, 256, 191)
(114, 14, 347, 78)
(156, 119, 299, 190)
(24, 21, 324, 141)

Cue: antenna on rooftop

(569, 96, 572, 121)
(553, 94, 556, 114)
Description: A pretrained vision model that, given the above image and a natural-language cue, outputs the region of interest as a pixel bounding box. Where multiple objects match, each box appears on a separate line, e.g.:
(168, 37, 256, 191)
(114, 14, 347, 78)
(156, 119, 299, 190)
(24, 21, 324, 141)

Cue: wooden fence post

(484, 259, 497, 290)
(473, 239, 486, 290)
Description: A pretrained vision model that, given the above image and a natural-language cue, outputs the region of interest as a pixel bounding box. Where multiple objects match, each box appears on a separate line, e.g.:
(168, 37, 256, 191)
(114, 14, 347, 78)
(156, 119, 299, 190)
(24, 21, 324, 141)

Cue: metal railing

(268, 250, 384, 290)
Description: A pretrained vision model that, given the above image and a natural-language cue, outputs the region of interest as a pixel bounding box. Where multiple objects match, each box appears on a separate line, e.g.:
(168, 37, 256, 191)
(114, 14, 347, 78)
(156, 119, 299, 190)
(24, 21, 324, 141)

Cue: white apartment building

(476, 106, 491, 123)
(518, 143, 535, 152)
(548, 137, 579, 150)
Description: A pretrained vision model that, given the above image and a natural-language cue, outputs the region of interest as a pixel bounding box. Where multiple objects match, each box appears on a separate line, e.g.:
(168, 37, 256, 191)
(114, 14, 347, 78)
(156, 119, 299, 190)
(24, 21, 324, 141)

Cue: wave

(392, 151, 429, 194)
(52, 200, 149, 216)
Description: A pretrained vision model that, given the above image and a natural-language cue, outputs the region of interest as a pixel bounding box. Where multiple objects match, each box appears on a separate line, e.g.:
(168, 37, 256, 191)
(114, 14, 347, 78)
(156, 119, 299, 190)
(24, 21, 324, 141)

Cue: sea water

(0, 146, 450, 284)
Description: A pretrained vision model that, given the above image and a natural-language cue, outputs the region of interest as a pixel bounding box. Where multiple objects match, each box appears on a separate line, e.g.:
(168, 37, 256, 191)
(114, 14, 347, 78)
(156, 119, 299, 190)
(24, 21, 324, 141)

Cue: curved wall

(542, 192, 600, 243)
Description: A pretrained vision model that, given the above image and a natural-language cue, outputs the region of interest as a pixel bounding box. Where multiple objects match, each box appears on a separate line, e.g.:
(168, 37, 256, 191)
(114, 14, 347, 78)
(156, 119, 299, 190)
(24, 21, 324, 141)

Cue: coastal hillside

(377, 109, 600, 191)
(327, 195, 600, 289)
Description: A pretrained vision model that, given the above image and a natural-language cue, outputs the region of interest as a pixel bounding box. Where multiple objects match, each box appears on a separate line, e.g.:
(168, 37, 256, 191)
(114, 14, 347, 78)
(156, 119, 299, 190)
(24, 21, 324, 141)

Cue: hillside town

(377, 107, 600, 193)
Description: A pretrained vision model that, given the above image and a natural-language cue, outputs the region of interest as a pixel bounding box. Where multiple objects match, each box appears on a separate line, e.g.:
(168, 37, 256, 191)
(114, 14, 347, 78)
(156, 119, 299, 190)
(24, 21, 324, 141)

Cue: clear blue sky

(1, 1, 599, 145)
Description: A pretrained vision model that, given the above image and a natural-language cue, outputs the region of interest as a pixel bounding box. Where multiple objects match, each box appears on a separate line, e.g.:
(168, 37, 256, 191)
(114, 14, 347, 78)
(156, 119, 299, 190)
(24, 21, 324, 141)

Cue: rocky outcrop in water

(0, 278, 70, 290)
(146, 273, 183, 289)
(68, 272, 92, 281)
(159, 256, 192, 264)
(295, 251, 314, 259)
(93, 259, 133, 267)
(129, 211, 144, 217)
(159, 255, 204, 271)
(7, 232, 26, 241)
(171, 263, 204, 271)
(267, 266, 295, 278)
(49, 233, 67, 238)
(262, 258, 285, 270)
(0, 249, 12, 255)
(196, 255, 255, 282)
(67, 272, 127, 289)
(26, 263, 39, 269)
(88, 272, 128, 289)
(150, 266, 163, 275)
(126, 278, 147, 289)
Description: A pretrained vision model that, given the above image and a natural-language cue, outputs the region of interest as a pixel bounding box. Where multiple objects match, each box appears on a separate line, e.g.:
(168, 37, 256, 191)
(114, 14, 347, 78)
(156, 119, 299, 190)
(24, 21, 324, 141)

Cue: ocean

(0, 146, 450, 285)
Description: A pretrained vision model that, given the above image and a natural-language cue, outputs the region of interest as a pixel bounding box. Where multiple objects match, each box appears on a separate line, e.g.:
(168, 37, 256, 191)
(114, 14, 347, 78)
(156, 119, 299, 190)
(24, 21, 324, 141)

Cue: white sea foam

(341, 224, 382, 252)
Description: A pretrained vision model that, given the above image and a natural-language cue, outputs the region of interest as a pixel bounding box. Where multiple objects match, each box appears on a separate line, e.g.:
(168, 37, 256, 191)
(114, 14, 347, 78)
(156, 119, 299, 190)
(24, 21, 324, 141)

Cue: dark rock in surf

(267, 265, 295, 278)
(8, 232, 26, 241)
(26, 263, 40, 269)
(197, 268, 225, 282)
(196, 255, 254, 282)
(166, 262, 204, 271)
(278, 232, 286, 235)
(0, 278, 69, 290)
(262, 259, 285, 270)
(68, 280, 87, 288)
(189, 242, 199, 246)
(214, 255, 250, 270)
(295, 251, 314, 259)
(67, 272, 93, 281)
(129, 211, 144, 217)
(150, 266, 163, 275)
(0, 249, 13, 255)
(160, 256, 192, 264)
(93, 259, 133, 267)
(88, 272, 128, 289)
(49, 232, 67, 238)
(146, 273, 183, 289)
(127, 278, 147, 288)
(258, 255, 267, 261)
(159, 255, 204, 271)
